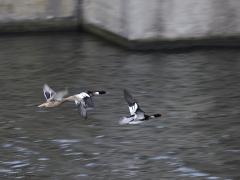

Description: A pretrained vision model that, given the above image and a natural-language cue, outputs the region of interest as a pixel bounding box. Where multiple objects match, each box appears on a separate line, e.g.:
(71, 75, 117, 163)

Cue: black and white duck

(65, 90, 106, 118)
(119, 89, 161, 124)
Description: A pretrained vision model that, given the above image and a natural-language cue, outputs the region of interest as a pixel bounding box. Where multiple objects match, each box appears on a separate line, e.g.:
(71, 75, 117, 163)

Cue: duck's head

(154, 113, 162, 117)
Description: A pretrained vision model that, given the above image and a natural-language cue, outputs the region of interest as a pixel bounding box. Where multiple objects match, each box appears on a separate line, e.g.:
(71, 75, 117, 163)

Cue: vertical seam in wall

(121, 0, 129, 39)
(126, 0, 130, 39)
(76, 0, 83, 26)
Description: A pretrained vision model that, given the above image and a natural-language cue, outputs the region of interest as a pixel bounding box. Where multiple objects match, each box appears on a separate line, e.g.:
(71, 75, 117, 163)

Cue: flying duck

(119, 89, 161, 125)
(64, 90, 106, 118)
(38, 84, 68, 108)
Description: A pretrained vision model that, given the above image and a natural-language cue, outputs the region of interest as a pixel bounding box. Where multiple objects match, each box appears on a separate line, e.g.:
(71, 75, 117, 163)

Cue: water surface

(0, 32, 239, 179)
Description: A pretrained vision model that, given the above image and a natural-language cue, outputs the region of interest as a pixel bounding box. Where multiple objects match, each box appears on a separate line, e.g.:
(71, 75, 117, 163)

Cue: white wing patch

(129, 103, 138, 115)
(76, 92, 90, 99)
(74, 92, 90, 105)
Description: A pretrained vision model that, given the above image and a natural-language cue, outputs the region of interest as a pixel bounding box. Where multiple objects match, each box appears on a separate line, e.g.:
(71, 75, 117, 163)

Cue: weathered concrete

(83, 0, 240, 49)
(0, 0, 80, 32)
(1, 0, 240, 49)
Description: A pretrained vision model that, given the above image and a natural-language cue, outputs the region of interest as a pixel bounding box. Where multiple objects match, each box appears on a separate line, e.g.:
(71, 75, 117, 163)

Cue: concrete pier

(1, 0, 240, 49)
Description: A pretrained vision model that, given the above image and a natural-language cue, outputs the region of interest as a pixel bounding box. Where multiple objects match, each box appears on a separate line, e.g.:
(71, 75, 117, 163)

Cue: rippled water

(0, 32, 240, 179)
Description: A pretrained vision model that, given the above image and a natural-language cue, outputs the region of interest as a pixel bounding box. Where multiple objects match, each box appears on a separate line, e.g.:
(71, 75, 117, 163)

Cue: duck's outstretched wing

(54, 89, 68, 101)
(77, 97, 94, 118)
(124, 89, 144, 116)
(83, 96, 94, 109)
(78, 101, 88, 118)
(75, 93, 94, 108)
(43, 84, 56, 101)
(124, 89, 136, 106)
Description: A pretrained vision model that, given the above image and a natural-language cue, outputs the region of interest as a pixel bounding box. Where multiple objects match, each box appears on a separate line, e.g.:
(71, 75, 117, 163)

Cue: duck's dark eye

(45, 92, 51, 100)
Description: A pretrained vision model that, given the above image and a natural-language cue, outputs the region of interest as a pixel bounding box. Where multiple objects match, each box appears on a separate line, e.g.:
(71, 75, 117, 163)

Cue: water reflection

(0, 32, 239, 179)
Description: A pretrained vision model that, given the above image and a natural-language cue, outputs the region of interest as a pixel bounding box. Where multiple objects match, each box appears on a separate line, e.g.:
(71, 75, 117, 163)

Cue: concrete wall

(0, 0, 80, 32)
(1, 0, 240, 48)
(83, 0, 129, 38)
(83, 0, 240, 43)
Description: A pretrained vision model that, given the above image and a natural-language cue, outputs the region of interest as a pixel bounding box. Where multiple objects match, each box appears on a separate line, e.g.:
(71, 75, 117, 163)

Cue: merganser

(38, 84, 68, 108)
(119, 89, 161, 125)
(64, 90, 106, 118)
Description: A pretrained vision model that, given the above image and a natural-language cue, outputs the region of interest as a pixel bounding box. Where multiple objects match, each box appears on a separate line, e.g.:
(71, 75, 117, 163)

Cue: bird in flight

(119, 89, 161, 125)
(38, 84, 68, 108)
(64, 90, 106, 119)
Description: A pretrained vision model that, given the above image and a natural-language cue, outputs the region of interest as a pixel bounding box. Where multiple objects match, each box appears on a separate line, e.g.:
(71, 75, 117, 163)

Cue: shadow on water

(0, 32, 239, 179)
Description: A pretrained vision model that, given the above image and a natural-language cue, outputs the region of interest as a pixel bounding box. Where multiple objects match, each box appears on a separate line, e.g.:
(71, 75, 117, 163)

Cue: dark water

(0, 32, 239, 179)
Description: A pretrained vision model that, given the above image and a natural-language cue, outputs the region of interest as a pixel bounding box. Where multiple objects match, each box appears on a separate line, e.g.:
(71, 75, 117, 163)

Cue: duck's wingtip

(43, 83, 49, 88)
(123, 89, 136, 106)
(123, 89, 129, 94)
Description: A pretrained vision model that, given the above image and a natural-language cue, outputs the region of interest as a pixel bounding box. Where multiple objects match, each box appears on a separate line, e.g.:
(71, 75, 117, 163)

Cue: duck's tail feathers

(93, 91, 106, 95)
(149, 114, 162, 119)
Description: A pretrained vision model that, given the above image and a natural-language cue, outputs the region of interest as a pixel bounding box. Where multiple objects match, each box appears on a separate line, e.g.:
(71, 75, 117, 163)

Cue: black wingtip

(123, 89, 131, 98)
(123, 89, 129, 96)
